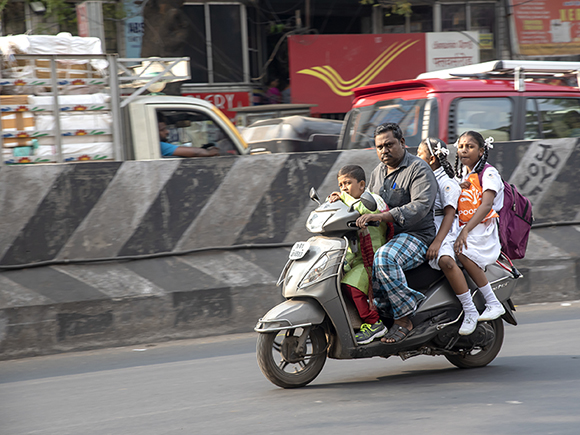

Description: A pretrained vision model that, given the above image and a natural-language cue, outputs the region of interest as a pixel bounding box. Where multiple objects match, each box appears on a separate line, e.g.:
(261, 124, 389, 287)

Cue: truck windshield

(341, 98, 428, 149)
(159, 109, 240, 155)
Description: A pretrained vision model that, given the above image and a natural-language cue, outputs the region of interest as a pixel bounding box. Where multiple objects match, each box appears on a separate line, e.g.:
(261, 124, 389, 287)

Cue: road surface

(1, 301, 579, 435)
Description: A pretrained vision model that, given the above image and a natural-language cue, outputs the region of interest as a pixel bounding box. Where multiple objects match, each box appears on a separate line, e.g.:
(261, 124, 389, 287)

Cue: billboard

(509, 0, 580, 56)
(124, 0, 144, 58)
(289, 34, 425, 114)
(426, 31, 479, 71)
(289, 32, 479, 114)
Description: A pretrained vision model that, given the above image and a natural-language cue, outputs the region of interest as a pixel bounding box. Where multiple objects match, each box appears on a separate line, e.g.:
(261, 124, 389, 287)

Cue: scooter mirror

(360, 191, 377, 211)
(309, 187, 321, 205)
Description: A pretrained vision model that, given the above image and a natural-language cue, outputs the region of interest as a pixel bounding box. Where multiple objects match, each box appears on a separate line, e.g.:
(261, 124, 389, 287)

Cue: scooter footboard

(254, 299, 326, 333)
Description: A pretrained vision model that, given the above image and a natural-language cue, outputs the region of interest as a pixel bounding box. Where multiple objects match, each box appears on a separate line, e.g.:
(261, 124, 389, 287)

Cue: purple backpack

(479, 164, 533, 260)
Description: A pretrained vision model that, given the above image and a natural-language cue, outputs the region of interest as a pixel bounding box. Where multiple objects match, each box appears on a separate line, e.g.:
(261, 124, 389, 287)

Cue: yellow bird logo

(297, 40, 419, 96)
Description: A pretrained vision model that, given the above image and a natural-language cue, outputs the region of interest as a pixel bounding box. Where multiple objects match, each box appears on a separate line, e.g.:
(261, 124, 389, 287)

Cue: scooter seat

(404, 262, 445, 293)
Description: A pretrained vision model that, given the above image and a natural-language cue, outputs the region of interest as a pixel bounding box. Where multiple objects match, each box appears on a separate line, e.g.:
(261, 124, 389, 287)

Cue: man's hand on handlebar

(356, 213, 382, 228)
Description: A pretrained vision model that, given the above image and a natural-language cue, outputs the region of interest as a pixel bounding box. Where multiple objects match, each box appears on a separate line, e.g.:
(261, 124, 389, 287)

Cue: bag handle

(496, 252, 521, 279)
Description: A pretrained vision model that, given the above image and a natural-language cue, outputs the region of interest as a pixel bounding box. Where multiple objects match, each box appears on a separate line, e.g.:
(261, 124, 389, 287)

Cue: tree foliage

(360, 0, 413, 18)
(0, 0, 125, 30)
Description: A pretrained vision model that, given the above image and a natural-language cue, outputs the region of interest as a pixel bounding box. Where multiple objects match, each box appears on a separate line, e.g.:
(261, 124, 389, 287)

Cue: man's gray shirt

(368, 151, 437, 245)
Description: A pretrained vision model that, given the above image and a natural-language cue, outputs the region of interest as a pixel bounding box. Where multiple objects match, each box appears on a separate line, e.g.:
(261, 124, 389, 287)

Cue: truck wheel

(256, 327, 327, 389)
(445, 319, 504, 369)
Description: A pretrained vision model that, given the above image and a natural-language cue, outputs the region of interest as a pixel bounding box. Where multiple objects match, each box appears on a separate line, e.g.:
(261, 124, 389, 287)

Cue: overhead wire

(252, 27, 317, 82)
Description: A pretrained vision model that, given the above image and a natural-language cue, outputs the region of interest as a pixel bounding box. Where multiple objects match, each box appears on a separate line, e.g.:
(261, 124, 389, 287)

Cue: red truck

(339, 60, 580, 149)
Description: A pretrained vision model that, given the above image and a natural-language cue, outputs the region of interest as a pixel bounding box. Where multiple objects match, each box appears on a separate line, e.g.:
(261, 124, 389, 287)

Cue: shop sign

(509, 0, 580, 56)
(182, 92, 250, 121)
(289, 34, 426, 114)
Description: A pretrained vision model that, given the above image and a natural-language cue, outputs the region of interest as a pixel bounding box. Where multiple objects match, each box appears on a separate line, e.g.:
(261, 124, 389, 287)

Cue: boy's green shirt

(339, 191, 387, 295)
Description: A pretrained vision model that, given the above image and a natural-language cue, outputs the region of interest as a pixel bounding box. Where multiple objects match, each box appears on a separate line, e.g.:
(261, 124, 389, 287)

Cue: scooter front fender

(254, 299, 326, 333)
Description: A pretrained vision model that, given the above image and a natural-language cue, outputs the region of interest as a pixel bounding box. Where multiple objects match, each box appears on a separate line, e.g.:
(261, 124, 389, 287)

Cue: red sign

(509, 0, 580, 56)
(76, 2, 89, 37)
(182, 91, 250, 121)
(289, 34, 426, 114)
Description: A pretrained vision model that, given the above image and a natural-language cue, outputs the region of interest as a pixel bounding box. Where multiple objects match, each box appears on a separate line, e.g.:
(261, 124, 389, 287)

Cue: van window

(342, 98, 428, 149)
(157, 109, 240, 156)
(524, 98, 580, 139)
(454, 98, 512, 142)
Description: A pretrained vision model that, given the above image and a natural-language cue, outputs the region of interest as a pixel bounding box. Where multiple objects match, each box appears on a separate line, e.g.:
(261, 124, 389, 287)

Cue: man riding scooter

(357, 123, 438, 344)
(255, 122, 519, 389)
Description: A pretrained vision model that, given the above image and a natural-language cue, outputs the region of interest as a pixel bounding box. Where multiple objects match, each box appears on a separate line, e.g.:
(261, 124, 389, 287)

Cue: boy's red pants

(342, 283, 380, 325)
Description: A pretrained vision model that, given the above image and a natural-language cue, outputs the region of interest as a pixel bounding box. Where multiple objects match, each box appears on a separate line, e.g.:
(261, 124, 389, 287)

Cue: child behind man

(417, 138, 480, 335)
(329, 165, 394, 344)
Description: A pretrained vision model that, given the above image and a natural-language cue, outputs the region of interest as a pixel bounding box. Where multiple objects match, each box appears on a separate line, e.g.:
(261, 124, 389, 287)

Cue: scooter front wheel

(256, 327, 327, 389)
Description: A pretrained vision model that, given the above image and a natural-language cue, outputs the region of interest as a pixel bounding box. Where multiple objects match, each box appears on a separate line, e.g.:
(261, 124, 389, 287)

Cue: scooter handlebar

(347, 221, 380, 228)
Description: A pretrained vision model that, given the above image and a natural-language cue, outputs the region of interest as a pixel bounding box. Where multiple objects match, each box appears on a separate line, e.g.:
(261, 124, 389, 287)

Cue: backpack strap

(477, 163, 493, 185)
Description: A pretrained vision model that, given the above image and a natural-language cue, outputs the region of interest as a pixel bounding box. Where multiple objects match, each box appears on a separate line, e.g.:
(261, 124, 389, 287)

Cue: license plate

(289, 241, 310, 260)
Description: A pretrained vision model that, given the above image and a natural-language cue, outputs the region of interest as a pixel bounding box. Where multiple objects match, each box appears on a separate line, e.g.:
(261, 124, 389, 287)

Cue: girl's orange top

(457, 172, 498, 226)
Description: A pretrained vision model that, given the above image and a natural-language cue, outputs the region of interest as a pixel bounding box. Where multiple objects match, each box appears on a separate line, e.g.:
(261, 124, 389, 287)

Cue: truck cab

(339, 60, 580, 149)
(127, 96, 247, 160)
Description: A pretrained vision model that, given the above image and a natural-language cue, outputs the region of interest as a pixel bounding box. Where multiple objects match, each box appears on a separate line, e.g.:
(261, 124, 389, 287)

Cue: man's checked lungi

(372, 233, 428, 319)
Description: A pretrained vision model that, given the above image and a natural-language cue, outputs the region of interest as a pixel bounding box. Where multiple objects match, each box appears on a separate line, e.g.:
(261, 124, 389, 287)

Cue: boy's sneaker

(355, 320, 387, 345)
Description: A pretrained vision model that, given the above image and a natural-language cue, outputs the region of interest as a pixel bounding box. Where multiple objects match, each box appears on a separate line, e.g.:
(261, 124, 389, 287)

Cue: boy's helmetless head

(337, 165, 366, 199)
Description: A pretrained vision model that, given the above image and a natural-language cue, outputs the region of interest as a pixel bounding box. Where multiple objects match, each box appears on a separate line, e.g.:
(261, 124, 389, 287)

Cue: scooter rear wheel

(256, 327, 327, 389)
(445, 318, 504, 369)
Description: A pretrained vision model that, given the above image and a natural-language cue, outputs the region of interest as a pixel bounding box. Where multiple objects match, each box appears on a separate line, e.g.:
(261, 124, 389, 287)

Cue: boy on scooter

(328, 165, 394, 344)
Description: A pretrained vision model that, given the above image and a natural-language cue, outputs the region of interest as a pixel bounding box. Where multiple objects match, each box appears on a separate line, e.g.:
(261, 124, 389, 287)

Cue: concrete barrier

(0, 150, 388, 267)
(0, 140, 578, 359)
(0, 248, 289, 360)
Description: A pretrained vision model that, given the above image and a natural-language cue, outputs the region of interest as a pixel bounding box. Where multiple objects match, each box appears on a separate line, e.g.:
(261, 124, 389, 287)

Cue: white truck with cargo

(0, 34, 248, 165)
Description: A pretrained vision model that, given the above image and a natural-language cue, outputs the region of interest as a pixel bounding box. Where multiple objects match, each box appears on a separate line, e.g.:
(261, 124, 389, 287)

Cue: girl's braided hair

(454, 130, 490, 177)
(422, 137, 455, 179)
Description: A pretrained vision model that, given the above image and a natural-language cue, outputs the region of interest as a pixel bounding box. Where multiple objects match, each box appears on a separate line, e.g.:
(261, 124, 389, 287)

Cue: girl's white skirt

(460, 218, 501, 270)
(429, 217, 459, 270)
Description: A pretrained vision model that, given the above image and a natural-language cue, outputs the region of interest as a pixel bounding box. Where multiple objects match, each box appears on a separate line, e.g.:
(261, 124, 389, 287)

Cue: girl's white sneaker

(478, 304, 505, 321)
(459, 314, 478, 336)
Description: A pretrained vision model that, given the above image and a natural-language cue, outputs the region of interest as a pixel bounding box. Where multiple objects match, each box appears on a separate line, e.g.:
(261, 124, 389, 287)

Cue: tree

(0, 0, 123, 50)
(360, 0, 413, 18)
(141, 0, 189, 57)
(140, 0, 192, 94)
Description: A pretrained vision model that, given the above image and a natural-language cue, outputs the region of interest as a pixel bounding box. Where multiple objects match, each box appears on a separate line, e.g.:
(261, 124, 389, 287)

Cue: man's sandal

(381, 325, 410, 343)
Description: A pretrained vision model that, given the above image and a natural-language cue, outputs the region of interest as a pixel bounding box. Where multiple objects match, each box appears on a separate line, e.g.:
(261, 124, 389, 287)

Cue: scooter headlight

(299, 254, 329, 288)
(298, 250, 343, 289)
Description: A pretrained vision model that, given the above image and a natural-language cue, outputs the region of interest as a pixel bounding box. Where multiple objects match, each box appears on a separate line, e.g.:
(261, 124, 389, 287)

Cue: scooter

(255, 188, 521, 389)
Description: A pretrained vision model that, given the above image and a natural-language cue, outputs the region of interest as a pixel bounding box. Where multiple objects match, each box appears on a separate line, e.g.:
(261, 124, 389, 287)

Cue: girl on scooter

(417, 138, 479, 335)
(454, 131, 505, 321)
